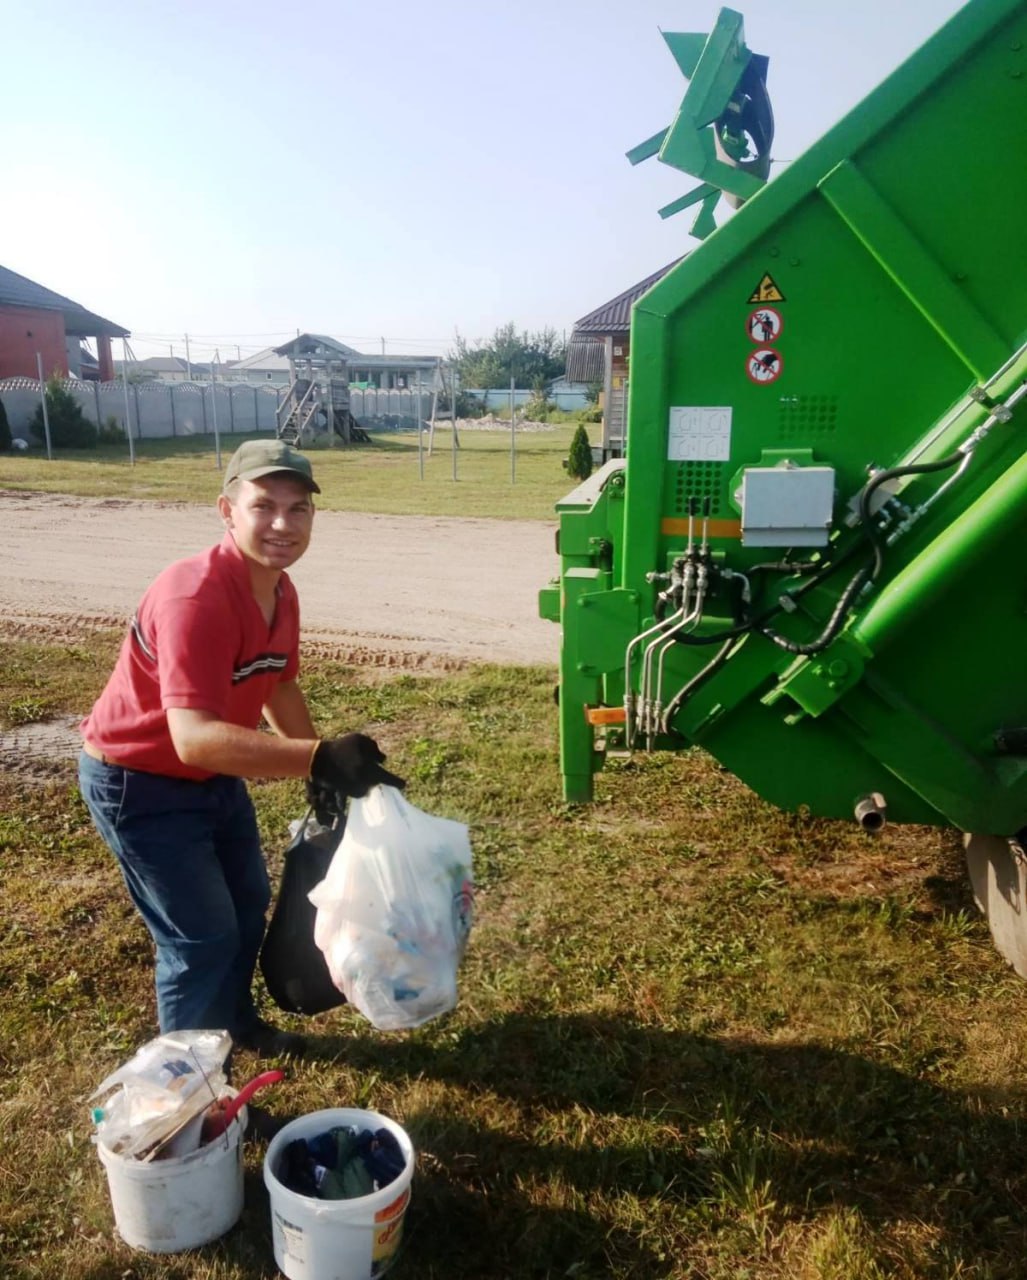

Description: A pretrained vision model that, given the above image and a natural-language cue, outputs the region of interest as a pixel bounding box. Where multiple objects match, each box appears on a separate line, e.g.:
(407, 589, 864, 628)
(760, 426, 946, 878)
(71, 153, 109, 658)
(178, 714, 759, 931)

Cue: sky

(3, 0, 968, 365)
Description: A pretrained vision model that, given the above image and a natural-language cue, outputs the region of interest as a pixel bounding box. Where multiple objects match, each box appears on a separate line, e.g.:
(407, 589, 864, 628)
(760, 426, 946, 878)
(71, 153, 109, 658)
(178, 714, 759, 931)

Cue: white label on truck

(667, 406, 732, 461)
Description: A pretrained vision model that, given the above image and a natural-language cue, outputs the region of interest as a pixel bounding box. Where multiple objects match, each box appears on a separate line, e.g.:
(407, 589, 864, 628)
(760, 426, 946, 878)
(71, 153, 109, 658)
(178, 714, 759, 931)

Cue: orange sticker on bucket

(373, 1187, 410, 1268)
(375, 1185, 410, 1224)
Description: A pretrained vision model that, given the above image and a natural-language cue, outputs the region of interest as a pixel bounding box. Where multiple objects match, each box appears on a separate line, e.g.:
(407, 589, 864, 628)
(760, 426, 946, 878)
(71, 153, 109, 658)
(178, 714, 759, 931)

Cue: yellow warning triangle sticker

(747, 273, 785, 303)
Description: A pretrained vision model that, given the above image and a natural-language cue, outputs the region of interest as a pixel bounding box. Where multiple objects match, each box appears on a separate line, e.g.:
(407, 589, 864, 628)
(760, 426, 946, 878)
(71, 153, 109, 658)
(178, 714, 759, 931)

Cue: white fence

(0, 379, 437, 439)
(0, 378, 283, 439)
(0, 379, 588, 441)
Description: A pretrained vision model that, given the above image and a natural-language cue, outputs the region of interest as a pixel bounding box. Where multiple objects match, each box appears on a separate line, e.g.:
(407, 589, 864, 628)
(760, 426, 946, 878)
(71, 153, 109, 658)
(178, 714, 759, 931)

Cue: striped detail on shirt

(131, 615, 157, 662)
(233, 652, 289, 684)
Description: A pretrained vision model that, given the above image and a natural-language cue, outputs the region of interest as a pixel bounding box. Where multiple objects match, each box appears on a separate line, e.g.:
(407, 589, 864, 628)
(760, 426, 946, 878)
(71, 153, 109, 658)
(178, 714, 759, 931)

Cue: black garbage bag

(260, 811, 348, 1016)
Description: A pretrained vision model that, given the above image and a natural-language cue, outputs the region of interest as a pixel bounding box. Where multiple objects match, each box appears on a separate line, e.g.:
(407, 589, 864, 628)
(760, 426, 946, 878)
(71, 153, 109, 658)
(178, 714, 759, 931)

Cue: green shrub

(0, 396, 11, 451)
(29, 375, 97, 448)
(567, 423, 593, 480)
(97, 414, 126, 445)
(523, 393, 553, 422)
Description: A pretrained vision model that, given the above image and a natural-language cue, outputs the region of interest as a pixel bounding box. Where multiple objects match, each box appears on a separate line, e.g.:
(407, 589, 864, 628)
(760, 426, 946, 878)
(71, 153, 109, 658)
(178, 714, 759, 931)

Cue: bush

(97, 414, 126, 445)
(523, 393, 554, 422)
(0, 396, 11, 452)
(29, 375, 97, 448)
(567, 423, 593, 480)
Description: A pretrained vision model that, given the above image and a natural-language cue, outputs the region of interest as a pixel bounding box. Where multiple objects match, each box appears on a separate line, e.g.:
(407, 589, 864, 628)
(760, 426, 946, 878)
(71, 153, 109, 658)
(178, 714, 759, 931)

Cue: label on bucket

(273, 1208, 308, 1264)
(372, 1186, 410, 1270)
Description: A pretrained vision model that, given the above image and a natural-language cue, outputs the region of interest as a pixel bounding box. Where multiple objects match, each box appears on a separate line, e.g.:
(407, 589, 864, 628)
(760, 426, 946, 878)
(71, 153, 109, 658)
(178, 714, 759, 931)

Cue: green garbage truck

(540, 0, 1027, 966)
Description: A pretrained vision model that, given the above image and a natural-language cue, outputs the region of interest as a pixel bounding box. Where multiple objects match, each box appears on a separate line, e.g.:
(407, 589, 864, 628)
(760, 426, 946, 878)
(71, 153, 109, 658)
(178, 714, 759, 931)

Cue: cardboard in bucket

(263, 1108, 415, 1280)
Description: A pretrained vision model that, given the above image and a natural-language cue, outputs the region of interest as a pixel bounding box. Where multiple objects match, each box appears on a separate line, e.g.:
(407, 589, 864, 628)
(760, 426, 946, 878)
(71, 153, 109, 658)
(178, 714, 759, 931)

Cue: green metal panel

(543, 0, 1027, 832)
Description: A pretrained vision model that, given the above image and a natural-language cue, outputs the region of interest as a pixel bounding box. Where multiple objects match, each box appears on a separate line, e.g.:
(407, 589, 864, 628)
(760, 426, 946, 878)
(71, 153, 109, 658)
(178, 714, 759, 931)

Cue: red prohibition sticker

(746, 347, 783, 384)
(746, 306, 783, 344)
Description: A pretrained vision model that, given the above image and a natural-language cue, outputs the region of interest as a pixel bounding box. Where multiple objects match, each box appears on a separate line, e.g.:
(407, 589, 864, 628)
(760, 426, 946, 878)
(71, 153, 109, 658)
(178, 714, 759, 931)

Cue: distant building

(566, 259, 682, 459)
(117, 356, 192, 382)
(272, 334, 441, 391)
(0, 263, 128, 381)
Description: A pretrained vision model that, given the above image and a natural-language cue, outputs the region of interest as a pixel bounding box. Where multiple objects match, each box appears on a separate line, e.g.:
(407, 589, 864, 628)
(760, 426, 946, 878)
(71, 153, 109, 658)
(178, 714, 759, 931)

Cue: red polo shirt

(81, 532, 301, 780)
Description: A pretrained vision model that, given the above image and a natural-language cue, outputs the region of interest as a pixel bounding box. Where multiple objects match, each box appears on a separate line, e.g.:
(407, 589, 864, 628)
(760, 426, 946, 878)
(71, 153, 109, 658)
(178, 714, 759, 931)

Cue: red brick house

(0, 264, 128, 382)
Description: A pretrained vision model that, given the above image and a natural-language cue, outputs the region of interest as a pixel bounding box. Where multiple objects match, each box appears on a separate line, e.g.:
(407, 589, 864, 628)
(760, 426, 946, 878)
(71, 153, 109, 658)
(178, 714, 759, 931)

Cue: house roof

(260, 335, 442, 371)
(227, 346, 291, 373)
(272, 333, 361, 360)
(570, 259, 684, 336)
(0, 264, 129, 338)
(136, 356, 188, 373)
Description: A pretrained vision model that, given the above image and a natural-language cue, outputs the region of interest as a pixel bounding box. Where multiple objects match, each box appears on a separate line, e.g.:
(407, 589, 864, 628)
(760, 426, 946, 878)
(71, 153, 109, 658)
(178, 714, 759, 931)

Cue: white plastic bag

(89, 1029, 231, 1158)
(309, 786, 474, 1031)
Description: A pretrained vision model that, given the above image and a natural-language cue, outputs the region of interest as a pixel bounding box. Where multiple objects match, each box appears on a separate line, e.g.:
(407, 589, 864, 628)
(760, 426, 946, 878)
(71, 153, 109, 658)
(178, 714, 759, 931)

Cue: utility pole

(381, 336, 386, 355)
(185, 333, 192, 381)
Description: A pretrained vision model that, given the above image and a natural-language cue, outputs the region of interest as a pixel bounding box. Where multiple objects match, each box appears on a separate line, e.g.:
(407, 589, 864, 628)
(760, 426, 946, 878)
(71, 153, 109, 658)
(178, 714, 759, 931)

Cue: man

(79, 439, 402, 1058)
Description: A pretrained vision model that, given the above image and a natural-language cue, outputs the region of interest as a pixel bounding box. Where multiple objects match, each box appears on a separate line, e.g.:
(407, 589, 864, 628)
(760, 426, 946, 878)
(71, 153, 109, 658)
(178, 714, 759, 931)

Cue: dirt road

(0, 490, 562, 771)
(0, 490, 560, 668)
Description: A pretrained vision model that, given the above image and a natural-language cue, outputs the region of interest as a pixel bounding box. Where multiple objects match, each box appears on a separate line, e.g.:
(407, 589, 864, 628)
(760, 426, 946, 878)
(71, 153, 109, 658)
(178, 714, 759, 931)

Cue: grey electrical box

(741, 466, 835, 546)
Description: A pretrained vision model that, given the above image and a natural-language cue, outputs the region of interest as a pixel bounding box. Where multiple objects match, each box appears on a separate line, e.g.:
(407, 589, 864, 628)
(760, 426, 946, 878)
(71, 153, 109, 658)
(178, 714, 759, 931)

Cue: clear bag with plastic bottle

(89, 1029, 231, 1158)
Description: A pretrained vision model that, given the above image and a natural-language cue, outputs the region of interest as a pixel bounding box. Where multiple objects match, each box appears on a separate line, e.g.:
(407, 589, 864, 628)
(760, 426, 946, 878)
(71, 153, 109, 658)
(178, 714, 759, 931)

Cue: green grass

(0, 426, 585, 520)
(4, 634, 1027, 1278)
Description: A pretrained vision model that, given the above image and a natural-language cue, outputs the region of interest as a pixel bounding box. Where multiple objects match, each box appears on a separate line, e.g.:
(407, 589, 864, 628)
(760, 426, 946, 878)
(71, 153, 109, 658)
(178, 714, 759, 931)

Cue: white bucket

(263, 1108, 414, 1280)
(96, 1103, 247, 1252)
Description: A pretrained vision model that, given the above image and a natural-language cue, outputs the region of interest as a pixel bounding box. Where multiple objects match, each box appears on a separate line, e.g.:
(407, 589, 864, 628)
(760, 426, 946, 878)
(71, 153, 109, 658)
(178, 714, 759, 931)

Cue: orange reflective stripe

(585, 706, 626, 725)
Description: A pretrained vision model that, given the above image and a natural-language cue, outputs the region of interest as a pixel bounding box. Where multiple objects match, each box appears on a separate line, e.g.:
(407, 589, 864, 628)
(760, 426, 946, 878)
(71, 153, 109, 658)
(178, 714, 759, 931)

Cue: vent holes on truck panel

(779, 394, 839, 439)
(673, 461, 724, 515)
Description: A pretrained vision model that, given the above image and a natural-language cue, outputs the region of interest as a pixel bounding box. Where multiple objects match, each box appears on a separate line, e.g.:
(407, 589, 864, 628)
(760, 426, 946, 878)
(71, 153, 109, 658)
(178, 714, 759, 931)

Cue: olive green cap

(222, 439, 320, 493)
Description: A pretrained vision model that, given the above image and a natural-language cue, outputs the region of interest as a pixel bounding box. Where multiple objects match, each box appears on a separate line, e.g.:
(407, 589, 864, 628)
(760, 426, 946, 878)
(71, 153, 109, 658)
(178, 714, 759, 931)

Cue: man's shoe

(244, 1103, 293, 1143)
(232, 1019, 306, 1058)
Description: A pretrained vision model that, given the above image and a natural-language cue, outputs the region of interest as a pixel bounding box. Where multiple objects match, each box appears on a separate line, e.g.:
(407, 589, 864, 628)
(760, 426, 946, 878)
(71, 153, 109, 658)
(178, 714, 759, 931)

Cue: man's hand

(310, 734, 405, 799)
(305, 778, 345, 827)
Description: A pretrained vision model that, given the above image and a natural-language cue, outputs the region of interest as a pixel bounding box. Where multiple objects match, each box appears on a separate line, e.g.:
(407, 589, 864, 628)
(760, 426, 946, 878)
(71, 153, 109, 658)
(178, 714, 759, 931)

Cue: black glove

(309, 733, 406, 800)
(305, 777, 345, 827)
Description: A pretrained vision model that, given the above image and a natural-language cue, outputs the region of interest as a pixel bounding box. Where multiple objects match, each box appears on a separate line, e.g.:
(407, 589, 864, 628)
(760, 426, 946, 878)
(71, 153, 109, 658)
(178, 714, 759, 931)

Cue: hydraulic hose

(756, 450, 965, 656)
(661, 636, 741, 734)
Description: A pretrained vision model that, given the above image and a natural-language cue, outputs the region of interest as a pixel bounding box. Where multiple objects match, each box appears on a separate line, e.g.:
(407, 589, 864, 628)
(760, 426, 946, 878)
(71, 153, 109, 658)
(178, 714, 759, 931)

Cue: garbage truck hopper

(540, 0, 1027, 842)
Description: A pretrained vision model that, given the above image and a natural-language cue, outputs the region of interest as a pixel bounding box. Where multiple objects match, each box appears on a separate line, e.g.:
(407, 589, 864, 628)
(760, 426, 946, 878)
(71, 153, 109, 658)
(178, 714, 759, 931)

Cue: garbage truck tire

(964, 833, 1027, 979)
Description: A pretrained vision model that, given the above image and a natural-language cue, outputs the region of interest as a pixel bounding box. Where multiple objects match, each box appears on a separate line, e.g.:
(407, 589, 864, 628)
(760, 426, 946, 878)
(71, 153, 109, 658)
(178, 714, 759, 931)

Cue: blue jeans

(78, 752, 270, 1036)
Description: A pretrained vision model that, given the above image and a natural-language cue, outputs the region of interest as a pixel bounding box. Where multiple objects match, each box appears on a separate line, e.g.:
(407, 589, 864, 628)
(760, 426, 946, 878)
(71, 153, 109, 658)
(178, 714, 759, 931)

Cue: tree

(567, 424, 593, 480)
(0, 395, 11, 451)
(29, 375, 98, 449)
(451, 323, 566, 389)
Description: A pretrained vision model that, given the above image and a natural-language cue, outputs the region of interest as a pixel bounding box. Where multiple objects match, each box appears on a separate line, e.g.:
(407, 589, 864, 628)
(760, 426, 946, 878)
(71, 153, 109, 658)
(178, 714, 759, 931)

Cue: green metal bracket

(538, 582, 561, 624)
(762, 633, 872, 720)
(628, 7, 773, 240)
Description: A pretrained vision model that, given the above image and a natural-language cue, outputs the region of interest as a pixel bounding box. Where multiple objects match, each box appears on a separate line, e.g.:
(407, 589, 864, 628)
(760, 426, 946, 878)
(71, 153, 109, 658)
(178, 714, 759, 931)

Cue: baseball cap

(222, 439, 320, 493)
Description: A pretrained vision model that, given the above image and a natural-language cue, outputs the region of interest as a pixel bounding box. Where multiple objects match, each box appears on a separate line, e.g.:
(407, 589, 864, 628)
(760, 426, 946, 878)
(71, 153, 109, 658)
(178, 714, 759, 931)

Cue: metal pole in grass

(451, 365, 457, 481)
(35, 353, 52, 460)
(210, 360, 222, 470)
(416, 371, 424, 480)
(510, 374, 516, 483)
(120, 339, 136, 465)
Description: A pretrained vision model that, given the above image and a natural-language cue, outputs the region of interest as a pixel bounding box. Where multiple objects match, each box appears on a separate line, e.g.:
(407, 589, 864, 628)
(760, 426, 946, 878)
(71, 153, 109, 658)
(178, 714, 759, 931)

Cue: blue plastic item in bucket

(263, 1108, 414, 1280)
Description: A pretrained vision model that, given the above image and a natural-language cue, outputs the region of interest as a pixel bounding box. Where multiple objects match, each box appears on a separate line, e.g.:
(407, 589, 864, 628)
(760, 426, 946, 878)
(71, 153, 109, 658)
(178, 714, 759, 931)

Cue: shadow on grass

(294, 1013, 1027, 1276)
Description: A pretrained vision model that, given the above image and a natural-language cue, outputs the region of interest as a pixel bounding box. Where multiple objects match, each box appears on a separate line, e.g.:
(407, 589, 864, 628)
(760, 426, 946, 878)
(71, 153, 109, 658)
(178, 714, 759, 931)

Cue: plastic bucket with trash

(90, 1030, 282, 1252)
(264, 1108, 415, 1280)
